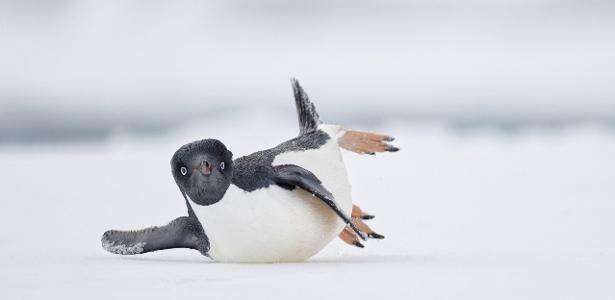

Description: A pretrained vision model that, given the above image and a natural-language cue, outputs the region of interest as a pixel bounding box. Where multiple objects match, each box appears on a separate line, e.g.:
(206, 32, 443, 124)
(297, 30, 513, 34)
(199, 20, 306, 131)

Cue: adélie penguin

(102, 79, 399, 263)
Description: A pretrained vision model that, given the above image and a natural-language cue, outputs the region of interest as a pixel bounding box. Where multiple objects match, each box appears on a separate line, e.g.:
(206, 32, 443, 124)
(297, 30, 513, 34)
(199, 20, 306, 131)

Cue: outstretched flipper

(102, 216, 209, 255)
(271, 164, 367, 241)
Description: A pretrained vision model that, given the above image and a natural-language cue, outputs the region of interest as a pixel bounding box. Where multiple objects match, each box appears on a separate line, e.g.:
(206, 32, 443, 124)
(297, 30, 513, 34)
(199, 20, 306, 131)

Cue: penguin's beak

(198, 160, 213, 176)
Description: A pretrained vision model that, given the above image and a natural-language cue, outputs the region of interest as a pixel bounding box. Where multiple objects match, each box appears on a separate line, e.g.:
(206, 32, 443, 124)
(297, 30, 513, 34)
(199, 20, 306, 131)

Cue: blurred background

(1, 0, 614, 143)
(2, 1, 615, 299)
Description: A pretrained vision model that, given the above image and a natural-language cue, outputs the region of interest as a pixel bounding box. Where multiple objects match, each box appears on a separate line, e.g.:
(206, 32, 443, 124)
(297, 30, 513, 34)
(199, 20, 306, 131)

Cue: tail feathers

(291, 78, 321, 135)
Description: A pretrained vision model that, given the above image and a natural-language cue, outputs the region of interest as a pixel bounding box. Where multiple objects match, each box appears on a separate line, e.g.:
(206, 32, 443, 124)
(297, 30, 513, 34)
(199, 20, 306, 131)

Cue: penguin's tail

(289, 78, 399, 154)
(291, 78, 321, 135)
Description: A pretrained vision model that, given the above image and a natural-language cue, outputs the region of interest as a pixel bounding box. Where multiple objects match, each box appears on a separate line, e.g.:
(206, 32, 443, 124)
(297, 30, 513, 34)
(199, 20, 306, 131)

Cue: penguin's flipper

(339, 130, 399, 155)
(102, 216, 208, 255)
(271, 164, 367, 241)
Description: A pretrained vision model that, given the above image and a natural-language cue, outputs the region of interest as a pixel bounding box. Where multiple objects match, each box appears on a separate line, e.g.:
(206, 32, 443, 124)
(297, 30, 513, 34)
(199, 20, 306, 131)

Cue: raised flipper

(102, 216, 209, 256)
(271, 164, 367, 241)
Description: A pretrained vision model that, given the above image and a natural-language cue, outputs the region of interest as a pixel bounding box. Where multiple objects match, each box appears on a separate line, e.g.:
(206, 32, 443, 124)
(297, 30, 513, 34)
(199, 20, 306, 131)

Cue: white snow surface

(1, 112, 615, 299)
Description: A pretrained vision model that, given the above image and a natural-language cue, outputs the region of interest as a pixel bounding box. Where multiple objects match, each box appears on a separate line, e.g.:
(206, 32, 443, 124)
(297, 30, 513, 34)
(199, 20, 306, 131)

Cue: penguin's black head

(171, 139, 233, 206)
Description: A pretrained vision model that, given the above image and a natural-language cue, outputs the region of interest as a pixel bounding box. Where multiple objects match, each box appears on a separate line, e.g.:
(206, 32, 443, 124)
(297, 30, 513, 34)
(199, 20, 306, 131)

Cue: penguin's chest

(193, 137, 352, 263)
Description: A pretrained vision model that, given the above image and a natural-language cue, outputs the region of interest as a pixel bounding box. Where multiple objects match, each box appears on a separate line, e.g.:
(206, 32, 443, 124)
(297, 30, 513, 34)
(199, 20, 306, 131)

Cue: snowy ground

(1, 112, 615, 299)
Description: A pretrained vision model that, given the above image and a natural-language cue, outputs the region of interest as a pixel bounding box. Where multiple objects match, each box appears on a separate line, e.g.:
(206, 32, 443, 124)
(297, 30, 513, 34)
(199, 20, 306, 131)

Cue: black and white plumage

(102, 79, 399, 263)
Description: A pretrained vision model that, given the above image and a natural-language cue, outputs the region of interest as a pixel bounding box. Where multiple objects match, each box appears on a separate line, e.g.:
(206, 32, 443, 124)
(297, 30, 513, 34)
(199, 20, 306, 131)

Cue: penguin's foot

(351, 203, 375, 220)
(339, 130, 399, 155)
(353, 216, 385, 240)
(339, 227, 365, 248)
(338, 204, 385, 248)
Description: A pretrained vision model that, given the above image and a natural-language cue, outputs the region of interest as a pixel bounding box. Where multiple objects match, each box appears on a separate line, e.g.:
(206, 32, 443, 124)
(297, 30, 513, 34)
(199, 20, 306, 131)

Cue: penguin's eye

(220, 162, 225, 171)
(180, 167, 188, 176)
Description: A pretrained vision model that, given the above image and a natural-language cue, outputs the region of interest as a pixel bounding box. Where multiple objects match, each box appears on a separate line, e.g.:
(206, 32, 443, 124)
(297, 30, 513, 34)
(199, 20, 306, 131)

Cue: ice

(1, 111, 614, 299)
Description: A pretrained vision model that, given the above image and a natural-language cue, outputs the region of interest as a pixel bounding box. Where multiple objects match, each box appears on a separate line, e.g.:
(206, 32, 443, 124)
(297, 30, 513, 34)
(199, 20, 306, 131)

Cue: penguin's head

(171, 139, 233, 206)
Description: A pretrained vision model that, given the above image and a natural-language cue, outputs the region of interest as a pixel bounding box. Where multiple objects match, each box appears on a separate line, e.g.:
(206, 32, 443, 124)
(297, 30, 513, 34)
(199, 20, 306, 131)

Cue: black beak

(198, 160, 213, 176)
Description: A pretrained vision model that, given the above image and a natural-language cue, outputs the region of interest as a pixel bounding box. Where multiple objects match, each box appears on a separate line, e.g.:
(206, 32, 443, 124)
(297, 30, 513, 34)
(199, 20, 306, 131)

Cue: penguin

(102, 79, 399, 263)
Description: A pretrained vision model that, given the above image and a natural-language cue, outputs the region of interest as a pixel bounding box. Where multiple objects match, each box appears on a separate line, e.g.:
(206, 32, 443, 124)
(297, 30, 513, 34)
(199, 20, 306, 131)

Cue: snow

(1, 111, 615, 299)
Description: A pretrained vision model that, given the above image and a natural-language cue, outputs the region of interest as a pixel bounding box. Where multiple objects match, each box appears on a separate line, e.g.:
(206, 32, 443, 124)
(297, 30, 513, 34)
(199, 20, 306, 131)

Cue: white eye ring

(180, 167, 188, 176)
(220, 162, 225, 170)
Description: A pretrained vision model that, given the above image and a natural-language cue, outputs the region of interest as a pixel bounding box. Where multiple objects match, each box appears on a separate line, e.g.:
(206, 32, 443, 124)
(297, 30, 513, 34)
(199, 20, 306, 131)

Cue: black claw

(368, 233, 385, 239)
(368, 152, 376, 155)
(352, 241, 365, 248)
(384, 136, 395, 142)
(361, 214, 375, 220)
(386, 145, 400, 152)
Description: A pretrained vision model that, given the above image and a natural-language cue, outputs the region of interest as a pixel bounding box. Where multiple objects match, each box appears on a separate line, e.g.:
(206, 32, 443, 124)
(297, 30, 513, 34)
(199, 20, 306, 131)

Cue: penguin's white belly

(193, 125, 352, 263)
